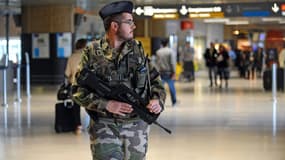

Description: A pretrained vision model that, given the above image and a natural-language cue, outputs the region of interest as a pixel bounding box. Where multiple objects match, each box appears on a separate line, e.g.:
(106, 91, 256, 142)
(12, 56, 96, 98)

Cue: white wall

(76, 15, 105, 40)
(165, 20, 180, 36)
(206, 23, 224, 47)
(164, 20, 224, 69)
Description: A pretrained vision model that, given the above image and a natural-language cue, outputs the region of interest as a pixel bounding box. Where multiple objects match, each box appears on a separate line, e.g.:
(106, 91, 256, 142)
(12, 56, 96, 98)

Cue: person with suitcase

(180, 41, 195, 81)
(63, 38, 87, 134)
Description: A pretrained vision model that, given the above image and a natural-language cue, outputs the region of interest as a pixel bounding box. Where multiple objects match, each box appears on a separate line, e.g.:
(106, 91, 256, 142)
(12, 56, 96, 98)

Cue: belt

(97, 117, 141, 124)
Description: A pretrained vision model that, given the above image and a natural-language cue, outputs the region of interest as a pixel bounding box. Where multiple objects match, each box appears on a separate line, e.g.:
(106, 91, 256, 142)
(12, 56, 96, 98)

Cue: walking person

(180, 41, 195, 81)
(156, 38, 178, 107)
(216, 44, 230, 88)
(204, 42, 218, 87)
(254, 47, 264, 78)
(72, 1, 166, 159)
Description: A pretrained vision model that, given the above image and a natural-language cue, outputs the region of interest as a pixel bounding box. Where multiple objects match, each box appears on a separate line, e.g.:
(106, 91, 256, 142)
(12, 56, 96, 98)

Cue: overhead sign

(272, 3, 280, 13)
(189, 12, 224, 18)
(188, 6, 222, 13)
(180, 20, 193, 30)
(223, 2, 282, 17)
(134, 2, 283, 19)
(135, 6, 177, 16)
(179, 5, 224, 18)
(153, 13, 179, 19)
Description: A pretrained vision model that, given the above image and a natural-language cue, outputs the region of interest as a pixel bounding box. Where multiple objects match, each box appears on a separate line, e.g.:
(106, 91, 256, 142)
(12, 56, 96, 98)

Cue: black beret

(99, 1, 134, 20)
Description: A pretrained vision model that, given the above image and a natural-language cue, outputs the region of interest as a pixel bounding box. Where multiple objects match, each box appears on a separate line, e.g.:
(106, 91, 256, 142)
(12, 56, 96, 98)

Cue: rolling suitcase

(54, 100, 76, 133)
(263, 68, 285, 91)
(263, 69, 271, 91)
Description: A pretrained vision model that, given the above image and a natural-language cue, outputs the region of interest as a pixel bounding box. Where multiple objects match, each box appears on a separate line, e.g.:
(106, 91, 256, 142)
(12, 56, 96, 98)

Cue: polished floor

(1, 70, 285, 160)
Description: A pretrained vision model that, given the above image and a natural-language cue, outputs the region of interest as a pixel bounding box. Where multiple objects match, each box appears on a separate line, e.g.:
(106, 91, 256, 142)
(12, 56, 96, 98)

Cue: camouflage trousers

(88, 118, 150, 160)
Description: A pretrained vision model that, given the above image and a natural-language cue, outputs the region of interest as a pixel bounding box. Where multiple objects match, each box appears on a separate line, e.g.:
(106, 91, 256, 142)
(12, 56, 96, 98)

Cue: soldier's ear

(111, 21, 119, 31)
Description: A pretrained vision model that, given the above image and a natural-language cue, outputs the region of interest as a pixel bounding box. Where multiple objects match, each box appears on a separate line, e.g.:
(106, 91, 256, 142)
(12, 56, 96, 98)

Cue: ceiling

(1, 0, 285, 27)
(1, 0, 284, 11)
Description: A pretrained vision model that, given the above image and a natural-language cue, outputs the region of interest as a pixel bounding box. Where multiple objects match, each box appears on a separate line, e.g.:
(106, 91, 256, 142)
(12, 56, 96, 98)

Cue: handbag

(57, 82, 72, 100)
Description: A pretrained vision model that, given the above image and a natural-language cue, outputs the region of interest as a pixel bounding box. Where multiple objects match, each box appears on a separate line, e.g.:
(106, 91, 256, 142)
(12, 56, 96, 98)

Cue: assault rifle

(77, 68, 171, 134)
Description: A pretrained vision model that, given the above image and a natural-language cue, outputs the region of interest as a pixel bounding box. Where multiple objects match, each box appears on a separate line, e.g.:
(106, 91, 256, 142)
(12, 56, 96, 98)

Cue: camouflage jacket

(72, 36, 166, 120)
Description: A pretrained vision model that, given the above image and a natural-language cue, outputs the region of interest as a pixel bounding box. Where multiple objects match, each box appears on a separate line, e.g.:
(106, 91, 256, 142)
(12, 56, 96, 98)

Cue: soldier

(72, 1, 166, 160)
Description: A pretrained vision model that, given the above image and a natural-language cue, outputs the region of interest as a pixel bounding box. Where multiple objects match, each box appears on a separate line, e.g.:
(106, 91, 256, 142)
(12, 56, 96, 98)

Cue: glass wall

(0, 37, 21, 64)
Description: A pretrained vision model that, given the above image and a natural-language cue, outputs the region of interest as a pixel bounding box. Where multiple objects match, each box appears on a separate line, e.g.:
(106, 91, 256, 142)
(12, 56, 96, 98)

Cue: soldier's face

(117, 13, 136, 41)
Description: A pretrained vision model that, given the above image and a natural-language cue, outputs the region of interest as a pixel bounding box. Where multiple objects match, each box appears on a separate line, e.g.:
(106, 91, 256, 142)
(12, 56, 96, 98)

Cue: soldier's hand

(146, 99, 162, 114)
(106, 100, 133, 116)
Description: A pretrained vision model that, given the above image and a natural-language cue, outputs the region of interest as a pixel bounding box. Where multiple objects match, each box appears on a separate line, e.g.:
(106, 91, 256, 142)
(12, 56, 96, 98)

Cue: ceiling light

(153, 13, 178, 19)
(203, 18, 229, 23)
(226, 21, 249, 25)
(261, 18, 282, 22)
(233, 30, 239, 35)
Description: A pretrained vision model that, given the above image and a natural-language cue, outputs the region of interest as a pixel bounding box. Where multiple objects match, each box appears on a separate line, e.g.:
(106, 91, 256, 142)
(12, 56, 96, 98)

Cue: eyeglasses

(121, 20, 135, 26)
(114, 20, 135, 26)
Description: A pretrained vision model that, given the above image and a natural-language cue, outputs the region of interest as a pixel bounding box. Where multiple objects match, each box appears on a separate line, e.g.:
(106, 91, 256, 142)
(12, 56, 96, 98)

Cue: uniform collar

(100, 35, 134, 61)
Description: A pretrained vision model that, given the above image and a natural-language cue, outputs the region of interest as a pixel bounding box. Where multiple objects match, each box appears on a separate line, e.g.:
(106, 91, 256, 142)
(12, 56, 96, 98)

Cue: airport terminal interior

(1, 0, 285, 160)
(1, 71, 285, 160)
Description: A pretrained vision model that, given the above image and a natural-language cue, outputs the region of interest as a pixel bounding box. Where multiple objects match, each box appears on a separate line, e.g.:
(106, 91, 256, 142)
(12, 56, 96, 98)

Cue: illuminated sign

(189, 12, 224, 18)
(178, 5, 224, 18)
(224, 2, 282, 17)
(272, 3, 280, 13)
(179, 5, 223, 17)
(180, 20, 193, 30)
(134, 3, 282, 19)
(243, 11, 270, 17)
(153, 13, 178, 19)
(135, 6, 177, 16)
(188, 6, 222, 13)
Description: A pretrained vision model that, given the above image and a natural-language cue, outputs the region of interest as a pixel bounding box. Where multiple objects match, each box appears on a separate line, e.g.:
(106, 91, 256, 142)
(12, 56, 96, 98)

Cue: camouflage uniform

(72, 36, 166, 160)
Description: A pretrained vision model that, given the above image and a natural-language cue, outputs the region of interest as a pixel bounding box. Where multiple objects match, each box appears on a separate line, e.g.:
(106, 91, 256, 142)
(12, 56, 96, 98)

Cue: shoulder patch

(134, 39, 142, 47)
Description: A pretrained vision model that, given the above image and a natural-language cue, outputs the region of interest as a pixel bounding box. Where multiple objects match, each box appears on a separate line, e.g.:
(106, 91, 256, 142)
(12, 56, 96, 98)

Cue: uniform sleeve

(71, 45, 109, 113)
(148, 60, 166, 110)
(136, 41, 166, 110)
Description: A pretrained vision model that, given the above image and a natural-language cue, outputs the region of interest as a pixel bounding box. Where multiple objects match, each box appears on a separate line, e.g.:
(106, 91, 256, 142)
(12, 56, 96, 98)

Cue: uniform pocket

(136, 66, 147, 88)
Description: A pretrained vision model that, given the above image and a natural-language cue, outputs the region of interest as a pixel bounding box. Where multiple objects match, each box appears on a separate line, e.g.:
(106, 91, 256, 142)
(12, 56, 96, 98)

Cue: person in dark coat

(216, 44, 230, 88)
(204, 42, 218, 87)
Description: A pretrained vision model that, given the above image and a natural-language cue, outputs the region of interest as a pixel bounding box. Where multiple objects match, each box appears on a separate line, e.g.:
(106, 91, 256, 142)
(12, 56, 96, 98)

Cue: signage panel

(189, 12, 224, 18)
(56, 33, 72, 58)
(180, 20, 193, 30)
(223, 2, 282, 17)
(32, 33, 50, 59)
(134, 2, 283, 19)
(242, 11, 270, 17)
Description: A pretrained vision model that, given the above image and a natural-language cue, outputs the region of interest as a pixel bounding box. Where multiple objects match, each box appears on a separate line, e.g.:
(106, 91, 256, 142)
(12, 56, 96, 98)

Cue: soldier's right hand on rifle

(106, 100, 133, 116)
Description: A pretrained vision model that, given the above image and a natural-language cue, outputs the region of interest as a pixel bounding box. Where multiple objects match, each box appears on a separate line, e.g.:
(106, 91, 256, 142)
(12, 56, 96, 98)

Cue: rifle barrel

(153, 121, 172, 134)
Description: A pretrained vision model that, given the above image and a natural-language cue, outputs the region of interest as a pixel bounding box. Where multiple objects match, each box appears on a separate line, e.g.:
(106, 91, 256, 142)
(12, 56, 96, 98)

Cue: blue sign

(223, 2, 282, 17)
(242, 11, 270, 17)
